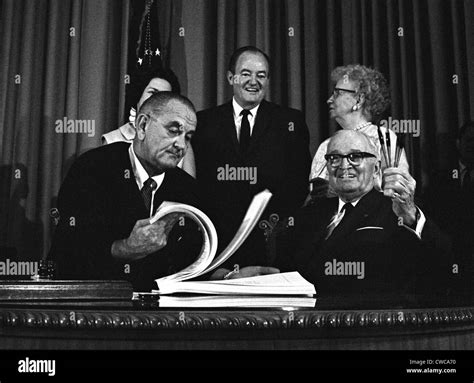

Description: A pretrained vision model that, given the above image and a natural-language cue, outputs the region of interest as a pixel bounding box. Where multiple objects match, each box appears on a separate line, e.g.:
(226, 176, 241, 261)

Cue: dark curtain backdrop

(160, 0, 473, 165)
(0, 0, 129, 260)
(0, 0, 473, 261)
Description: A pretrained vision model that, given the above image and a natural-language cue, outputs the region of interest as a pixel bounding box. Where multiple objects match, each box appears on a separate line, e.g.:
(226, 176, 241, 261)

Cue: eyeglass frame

(324, 151, 377, 167)
(331, 87, 358, 99)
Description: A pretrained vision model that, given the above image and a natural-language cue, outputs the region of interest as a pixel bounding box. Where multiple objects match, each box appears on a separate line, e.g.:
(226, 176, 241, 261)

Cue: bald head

(326, 130, 380, 202)
(327, 130, 378, 157)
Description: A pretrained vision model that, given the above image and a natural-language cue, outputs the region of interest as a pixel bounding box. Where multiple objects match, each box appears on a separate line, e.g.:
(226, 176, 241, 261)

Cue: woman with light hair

(310, 64, 409, 198)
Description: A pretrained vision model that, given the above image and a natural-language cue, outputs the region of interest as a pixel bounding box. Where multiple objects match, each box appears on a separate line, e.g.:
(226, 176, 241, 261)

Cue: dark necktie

(325, 203, 354, 240)
(141, 178, 158, 216)
(239, 109, 251, 154)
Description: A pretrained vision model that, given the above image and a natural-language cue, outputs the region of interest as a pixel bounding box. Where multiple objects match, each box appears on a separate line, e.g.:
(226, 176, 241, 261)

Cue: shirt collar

(337, 197, 361, 214)
(128, 144, 165, 190)
(119, 122, 136, 141)
(232, 97, 260, 119)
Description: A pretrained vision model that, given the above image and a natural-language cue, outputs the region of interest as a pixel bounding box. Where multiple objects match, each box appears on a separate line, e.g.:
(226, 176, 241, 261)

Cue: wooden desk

(0, 287, 473, 350)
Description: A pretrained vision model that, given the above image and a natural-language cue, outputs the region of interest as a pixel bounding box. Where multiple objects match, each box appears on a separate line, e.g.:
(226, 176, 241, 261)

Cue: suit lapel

(248, 100, 271, 155)
(302, 198, 339, 247)
(152, 170, 179, 212)
(117, 144, 149, 217)
(220, 100, 272, 158)
(314, 198, 339, 244)
(151, 169, 190, 213)
(219, 102, 241, 158)
(326, 190, 379, 243)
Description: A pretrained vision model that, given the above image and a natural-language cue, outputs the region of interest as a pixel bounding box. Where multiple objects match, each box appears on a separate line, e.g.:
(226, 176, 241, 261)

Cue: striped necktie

(325, 203, 354, 240)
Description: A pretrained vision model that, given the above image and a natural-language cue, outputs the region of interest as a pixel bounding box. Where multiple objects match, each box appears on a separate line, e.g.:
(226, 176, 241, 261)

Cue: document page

(204, 190, 272, 273)
(155, 272, 316, 296)
(151, 203, 217, 283)
(153, 190, 273, 287)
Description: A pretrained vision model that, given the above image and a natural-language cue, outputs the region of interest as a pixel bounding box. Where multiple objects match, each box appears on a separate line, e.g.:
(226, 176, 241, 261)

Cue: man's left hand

(225, 266, 280, 279)
(382, 167, 417, 226)
(210, 266, 280, 280)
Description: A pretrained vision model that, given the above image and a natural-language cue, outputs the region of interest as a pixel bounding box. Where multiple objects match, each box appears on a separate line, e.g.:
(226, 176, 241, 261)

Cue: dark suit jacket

(421, 168, 474, 294)
(193, 100, 311, 267)
(276, 189, 452, 295)
(49, 142, 201, 291)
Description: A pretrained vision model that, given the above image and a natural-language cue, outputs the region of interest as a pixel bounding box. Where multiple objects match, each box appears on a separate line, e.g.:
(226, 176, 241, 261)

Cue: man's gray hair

(329, 130, 380, 161)
(138, 91, 196, 118)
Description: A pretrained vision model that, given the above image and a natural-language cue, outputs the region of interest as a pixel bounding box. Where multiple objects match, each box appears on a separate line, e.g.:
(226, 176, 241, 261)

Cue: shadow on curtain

(0, 0, 129, 260)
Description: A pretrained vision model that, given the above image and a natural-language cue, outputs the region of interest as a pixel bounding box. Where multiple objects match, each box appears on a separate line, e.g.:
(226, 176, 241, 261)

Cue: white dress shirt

(128, 144, 165, 217)
(232, 98, 260, 141)
(328, 198, 362, 231)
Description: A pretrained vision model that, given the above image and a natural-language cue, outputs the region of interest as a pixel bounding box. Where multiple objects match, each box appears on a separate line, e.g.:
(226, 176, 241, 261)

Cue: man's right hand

(111, 213, 181, 261)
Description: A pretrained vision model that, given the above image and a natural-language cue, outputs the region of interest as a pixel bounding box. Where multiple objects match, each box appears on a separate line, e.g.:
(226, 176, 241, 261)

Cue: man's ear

(227, 71, 236, 86)
(135, 114, 148, 140)
(373, 159, 381, 178)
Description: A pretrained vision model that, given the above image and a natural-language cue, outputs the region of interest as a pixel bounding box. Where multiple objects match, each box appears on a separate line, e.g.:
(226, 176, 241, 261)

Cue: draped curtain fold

(0, 0, 129, 260)
(172, 0, 473, 161)
(0, 0, 473, 261)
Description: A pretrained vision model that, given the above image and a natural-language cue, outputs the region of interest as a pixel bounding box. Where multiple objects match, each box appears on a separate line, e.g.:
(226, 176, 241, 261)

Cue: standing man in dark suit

(422, 121, 474, 294)
(49, 92, 201, 291)
(276, 130, 451, 295)
(193, 46, 311, 273)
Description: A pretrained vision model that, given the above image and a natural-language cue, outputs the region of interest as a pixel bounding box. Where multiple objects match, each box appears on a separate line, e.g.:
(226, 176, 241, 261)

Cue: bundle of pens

(377, 125, 405, 168)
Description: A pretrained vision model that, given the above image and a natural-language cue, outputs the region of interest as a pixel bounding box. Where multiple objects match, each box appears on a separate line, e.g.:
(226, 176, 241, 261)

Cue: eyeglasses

(331, 87, 357, 98)
(324, 152, 376, 167)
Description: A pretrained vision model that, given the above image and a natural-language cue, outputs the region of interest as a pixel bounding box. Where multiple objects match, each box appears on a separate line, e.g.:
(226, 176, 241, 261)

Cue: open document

(149, 190, 316, 297)
(154, 272, 316, 296)
(151, 189, 272, 284)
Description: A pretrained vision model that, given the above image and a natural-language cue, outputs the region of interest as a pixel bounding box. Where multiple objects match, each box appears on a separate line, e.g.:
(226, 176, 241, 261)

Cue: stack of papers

(144, 191, 317, 308)
(154, 272, 316, 296)
(156, 295, 317, 308)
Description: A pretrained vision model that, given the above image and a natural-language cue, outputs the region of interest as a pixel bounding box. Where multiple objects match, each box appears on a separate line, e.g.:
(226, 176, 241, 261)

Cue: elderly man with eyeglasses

(309, 64, 410, 200)
(276, 130, 452, 295)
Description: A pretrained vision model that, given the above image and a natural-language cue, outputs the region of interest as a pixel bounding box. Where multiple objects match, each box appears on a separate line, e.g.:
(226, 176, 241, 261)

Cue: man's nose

(339, 157, 352, 168)
(327, 95, 334, 104)
(174, 134, 187, 149)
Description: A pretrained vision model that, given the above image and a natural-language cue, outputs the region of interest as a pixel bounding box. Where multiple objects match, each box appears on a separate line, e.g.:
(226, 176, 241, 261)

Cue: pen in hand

(394, 133, 405, 168)
(377, 125, 389, 168)
(385, 130, 392, 167)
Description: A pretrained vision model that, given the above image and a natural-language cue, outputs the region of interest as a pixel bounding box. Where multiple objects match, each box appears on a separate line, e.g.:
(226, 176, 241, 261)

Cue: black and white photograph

(0, 0, 473, 378)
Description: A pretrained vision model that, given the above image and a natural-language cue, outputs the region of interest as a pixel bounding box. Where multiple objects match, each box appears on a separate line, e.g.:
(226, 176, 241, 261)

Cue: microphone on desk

(31, 259, 57, 281)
